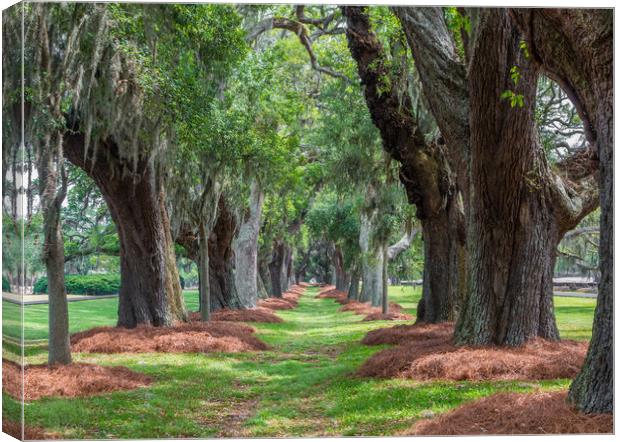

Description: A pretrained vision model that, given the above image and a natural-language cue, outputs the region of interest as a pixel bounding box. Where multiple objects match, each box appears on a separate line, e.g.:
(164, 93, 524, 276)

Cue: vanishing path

(15, 286, 596, 438)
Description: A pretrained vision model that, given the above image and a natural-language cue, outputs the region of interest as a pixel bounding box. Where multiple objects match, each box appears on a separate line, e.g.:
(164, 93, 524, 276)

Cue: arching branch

(247, 13, 350, 82)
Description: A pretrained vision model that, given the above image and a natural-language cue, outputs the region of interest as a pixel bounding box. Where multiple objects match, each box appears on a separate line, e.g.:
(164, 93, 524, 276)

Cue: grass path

(3, 286, 595, 438)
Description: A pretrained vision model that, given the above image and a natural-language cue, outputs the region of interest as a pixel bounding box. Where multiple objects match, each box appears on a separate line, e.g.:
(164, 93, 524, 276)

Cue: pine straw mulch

(2, 358, 152, 401)
(361, 311, 415, 321)
(315, 286, 342, 299)
(70, 321, 269, 354)
(2, 420, 59, 440)
(257, 285, 306, 310)
(408, 390, 613, 435)
(188, 307, 283, 323)
(357, 322, 588, 381)
(315, 287, 414, 321)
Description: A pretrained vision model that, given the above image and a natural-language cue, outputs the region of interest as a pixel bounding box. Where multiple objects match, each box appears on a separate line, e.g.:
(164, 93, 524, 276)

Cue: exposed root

(188, 307, 283, 323)
(2, 420, 58, 440)
(2, 359, 151, 401)
(409, 391, 612, 435)
(71, 321, 269, 354)
(358, 323, 587, 381)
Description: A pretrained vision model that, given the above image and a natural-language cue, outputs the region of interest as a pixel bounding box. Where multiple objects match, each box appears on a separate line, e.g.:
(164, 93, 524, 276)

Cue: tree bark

(381, 244, 388, 314)
(207, 198, 242, 310)
(510, 8, 612, 413)
(268, 242, 285, 297)
(39, 139, 71, 365)
(358, 211, 384, 307)
(452, 10, 563, 346)
(64, 134, 185, 328)
(198, 225, 210, 321)
(333, 245, 350, 292)
(347, 267, 361, 300)
(233, 180, 265, 308)
(343, 6, 462, 317)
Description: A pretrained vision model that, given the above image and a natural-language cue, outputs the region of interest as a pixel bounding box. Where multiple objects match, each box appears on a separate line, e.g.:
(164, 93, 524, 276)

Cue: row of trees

(2, 4, 611, 414)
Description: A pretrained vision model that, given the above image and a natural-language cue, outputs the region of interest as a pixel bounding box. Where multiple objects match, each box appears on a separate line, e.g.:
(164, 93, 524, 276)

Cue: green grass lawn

(2, 286, 596, 438)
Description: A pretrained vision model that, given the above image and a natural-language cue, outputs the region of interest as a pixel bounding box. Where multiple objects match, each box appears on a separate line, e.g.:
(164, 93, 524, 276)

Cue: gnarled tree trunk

(510, 8, 612, 413)
(65, 134, 185, 328)
(343, 6, 463, 318)
(453, 10, 572, 346)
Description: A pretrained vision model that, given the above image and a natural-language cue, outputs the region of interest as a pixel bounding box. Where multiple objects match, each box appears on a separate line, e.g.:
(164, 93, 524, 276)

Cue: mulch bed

(257, 285, 305, 310)
(71, 321, 269, 354)
(362, 321, 454, 346)
(315, 287, 413, 321)
(362, 311, 415, 321)
(315, 287, 343, 299)
(409, 390, 613, 435)
(189, 307, 283, 323)
(2, 420, 57, 440)
(357, 323, 588, 381)
(2, 359, 152, 401)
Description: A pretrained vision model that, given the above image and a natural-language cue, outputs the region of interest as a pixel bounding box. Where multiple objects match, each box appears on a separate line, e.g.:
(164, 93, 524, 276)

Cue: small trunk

(198, 226, 210, 321)
(358, 212, 384, 306)
(333, 246, 349, 291)
(381, 244, 388, 315)
(258, 257, 273, 297)
(360, 247, 384, 307)
(348, 268, 361, 300)
(280, 244, 292, 293)
(257, 273, 270, 299)
(268, 243, 285, 297)
(38, 136, 71, 365)
(233, 180, 264, 308)
(44, 202, 71, 365)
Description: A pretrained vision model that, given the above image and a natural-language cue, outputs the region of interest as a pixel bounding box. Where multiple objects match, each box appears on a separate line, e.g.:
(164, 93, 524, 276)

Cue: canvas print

(1, 1, 614, 439)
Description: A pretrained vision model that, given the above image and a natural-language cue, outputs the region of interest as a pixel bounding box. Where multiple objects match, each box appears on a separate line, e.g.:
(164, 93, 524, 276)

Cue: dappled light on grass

(2, 358, 152, 401)
(13, 286, 599, 438)
(358, 323, 588, 381)
(409, 390, 612, 435)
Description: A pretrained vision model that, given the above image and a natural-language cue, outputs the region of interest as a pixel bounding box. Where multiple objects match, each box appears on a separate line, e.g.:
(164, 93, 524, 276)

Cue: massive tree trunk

(343, 6, 461, 318)
(510, 8, 612, 413)
(233, 180, 265, 308)
(65, 134, 185, 328)
(38, 139, 71, 365)
(452, 9, 600, 346)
